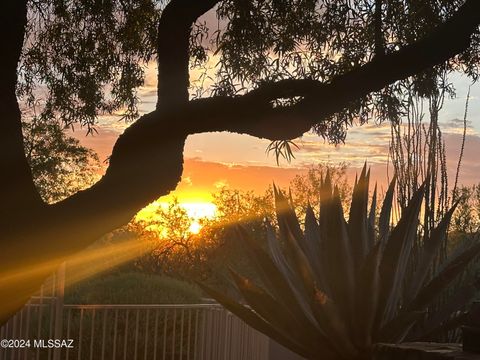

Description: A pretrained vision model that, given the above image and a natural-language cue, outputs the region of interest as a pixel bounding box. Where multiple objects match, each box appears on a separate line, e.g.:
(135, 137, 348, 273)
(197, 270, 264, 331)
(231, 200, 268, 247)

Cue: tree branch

(49, 0, 480, 252)
(156, 0, 219, 107)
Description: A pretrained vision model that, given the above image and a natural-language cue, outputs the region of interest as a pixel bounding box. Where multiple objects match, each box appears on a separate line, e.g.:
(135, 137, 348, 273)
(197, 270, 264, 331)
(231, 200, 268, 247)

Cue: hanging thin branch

(453, 86, 471, 202)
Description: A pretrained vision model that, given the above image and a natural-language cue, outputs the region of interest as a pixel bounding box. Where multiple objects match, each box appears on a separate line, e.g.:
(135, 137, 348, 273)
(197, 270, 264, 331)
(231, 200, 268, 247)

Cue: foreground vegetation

(201, 168, 480, 360)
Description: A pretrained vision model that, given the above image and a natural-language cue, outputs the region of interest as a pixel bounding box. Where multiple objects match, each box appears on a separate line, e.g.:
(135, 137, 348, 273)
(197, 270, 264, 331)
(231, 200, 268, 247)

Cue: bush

(65, 272, 203, 304)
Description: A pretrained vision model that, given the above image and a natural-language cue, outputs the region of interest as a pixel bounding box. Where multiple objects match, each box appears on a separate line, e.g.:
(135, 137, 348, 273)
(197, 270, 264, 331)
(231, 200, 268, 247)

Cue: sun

(188, 220, 202, 234)
(135, 199, 217, 236)
(183, 202, 217, 234)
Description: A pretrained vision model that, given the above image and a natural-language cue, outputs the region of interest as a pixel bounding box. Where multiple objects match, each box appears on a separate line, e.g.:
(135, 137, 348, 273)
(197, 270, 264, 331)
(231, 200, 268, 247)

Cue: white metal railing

(0, 279, 59, 360)
(60, 304, 268, 360)
(0, 266, 269, 360)
(1, 303, 269, 360)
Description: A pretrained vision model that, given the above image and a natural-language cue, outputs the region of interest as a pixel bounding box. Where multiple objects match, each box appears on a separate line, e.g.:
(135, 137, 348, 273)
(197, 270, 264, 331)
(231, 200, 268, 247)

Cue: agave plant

(200, 167, 480, 360)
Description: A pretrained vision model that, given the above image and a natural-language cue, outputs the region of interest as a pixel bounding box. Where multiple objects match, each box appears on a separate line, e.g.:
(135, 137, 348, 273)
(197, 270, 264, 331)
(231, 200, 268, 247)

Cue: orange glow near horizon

(135, 198, 218, 235)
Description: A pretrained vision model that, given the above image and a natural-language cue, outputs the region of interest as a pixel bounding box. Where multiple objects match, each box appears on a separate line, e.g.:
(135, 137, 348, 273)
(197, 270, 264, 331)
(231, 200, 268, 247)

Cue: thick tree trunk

(0, 0, 44, 324)
(0, 1, 43, 213)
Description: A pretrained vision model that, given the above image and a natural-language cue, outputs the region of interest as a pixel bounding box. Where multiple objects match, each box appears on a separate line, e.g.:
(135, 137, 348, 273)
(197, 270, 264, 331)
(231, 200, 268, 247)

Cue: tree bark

(157, 0, 219, 107)
(0, 1, 43, 215)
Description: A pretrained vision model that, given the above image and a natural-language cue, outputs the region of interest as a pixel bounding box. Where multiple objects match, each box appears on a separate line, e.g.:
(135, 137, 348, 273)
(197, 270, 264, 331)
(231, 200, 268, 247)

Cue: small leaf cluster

(19, 0, 162, 128)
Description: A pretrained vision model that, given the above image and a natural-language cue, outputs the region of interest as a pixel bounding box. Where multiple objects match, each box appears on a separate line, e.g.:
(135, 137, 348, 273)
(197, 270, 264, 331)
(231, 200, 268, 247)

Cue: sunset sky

(72, 66, 480, 221)
(66, 8, 480, 221)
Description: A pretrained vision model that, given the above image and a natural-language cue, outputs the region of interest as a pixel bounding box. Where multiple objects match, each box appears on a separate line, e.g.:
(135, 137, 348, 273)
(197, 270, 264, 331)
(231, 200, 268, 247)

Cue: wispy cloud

(439, 118, 478, 136)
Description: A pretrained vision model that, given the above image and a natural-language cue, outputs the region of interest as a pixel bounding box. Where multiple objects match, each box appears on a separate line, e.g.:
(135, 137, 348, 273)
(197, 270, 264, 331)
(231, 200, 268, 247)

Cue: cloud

(214, 179, 229, 189)
(170, 158, 391, 201)
(174, 158, 307, 199)
(439, 118, 478, 136)
(70, 110, 479, 200)
(292, 122, 391, 167)
(183, 176, 193, 186)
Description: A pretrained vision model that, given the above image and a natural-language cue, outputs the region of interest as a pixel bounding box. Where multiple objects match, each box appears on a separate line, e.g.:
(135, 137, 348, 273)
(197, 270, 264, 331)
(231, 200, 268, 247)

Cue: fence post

(52, 262, 66, 360)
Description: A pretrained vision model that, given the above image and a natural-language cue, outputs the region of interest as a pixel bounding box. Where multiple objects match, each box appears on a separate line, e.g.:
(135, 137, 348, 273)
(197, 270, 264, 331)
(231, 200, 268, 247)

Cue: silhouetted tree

(23, 116, 100, 203)
(1, 0, 480, 323)
(290, 162, 351, 217)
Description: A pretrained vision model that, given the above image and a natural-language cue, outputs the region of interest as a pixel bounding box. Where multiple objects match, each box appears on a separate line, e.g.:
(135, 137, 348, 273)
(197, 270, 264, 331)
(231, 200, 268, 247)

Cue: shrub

(65, 272, 203, 304)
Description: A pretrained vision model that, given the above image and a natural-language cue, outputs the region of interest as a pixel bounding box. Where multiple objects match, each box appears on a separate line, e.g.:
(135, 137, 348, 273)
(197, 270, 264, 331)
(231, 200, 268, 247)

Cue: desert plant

(201, 167, 480, 360)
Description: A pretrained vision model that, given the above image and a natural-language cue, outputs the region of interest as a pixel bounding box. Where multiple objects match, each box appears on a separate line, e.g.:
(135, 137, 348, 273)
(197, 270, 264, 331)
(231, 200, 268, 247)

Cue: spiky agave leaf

(264, 221, 355, 358)
(303, 205, 326, 289)
(273, 185, 304, 243)
(405, 240, 480, 314)
(235, 225, 318, 327)
(203, 168, 478, 360)
(265, 221, 315, 315)
(348, 163, 370, 270)
(229, 269, 348, 359)
(262, 186, 358, 358)
(352, 243, 382, 350)
(367, 183, 378, 251)
(379, 240, 480, 344)
(414, 312, 469, 342)
(197, 282, 315, 359)
(411, 276, 480, 340)
(378, 176, 396, 245)
(404, 203, 458, 303)
(282, 227, 359, 358)
(378, 311, 426, 343)
(228, 271, 314, 342)
(264, 223, 357, 358)
(319, 176, 355, 322)
(376, 183, 425, 328)
(282, 227, 318, 299)
(309, 288, 360, 359)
